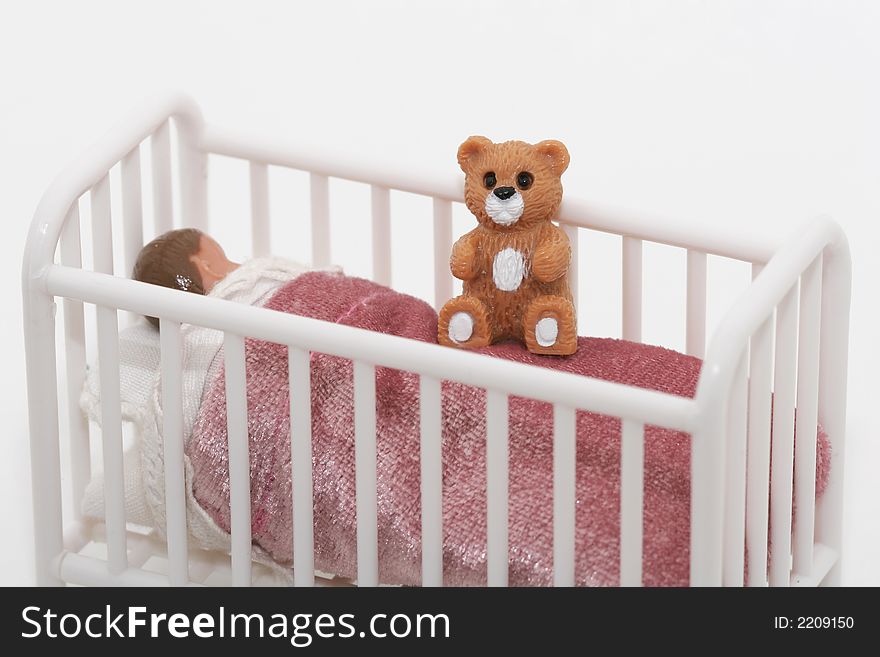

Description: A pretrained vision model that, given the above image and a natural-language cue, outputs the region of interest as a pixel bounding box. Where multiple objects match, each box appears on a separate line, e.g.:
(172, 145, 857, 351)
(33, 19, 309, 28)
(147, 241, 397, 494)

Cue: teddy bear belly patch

(492, 247, 526, 291)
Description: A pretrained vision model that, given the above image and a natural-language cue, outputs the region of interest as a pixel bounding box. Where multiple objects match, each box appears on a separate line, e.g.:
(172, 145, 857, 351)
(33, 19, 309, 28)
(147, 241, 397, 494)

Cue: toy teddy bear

(438, 136, 577, 356)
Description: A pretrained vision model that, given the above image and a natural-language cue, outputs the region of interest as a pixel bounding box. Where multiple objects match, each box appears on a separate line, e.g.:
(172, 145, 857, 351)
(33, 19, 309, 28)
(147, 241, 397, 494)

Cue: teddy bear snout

(493, 186, 516, 200)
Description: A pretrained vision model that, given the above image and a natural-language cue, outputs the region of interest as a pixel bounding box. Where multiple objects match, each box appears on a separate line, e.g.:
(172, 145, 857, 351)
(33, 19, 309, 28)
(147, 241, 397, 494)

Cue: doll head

(132, 228, 239, 326)
(457, 136, 570, 231)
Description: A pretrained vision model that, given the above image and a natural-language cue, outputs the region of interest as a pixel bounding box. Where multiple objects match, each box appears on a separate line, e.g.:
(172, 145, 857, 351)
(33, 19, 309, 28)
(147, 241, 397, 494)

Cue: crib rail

(44, 265, 696, 587)
(23, 95, 204, 585)
(693, 219, 850, 586)
(23, 93, 850, 588)
(204, 124, 777, 337)
(44, 267, 698, 428)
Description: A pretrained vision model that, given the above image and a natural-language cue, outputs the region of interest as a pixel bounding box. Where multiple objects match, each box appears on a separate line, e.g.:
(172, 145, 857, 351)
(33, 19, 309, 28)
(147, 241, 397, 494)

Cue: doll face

(189, 235, 240, 291)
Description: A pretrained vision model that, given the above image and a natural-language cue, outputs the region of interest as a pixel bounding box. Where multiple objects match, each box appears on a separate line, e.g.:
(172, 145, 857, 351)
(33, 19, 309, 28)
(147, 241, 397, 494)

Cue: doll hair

(132, 228, 206, 327)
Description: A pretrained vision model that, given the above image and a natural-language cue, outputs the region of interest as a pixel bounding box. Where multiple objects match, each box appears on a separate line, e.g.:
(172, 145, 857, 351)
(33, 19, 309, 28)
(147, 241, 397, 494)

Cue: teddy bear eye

(483, 172, 497, 189)
(516, 172, 534, 190)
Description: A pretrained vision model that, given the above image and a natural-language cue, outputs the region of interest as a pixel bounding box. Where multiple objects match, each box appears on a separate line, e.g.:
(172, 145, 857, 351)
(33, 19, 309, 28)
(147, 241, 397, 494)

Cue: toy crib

(22, 94, 851, 587)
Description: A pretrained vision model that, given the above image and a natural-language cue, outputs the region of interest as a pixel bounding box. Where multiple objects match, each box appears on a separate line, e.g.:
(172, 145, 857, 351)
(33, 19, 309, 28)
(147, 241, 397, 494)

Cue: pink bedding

(187, 271, 830, 586)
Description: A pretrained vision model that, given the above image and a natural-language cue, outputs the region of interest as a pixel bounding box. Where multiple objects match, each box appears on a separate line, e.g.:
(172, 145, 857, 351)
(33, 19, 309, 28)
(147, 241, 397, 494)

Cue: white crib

(22, 94, 851, 587)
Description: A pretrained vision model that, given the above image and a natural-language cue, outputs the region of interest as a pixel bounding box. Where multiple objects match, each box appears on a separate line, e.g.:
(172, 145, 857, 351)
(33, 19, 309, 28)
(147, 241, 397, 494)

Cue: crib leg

(814, 236, 852, 587)
(23, 286, 64, 585)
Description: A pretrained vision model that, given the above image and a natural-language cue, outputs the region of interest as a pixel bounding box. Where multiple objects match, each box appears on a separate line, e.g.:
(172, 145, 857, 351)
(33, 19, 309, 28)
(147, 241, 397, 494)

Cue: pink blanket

(187, 272, 830, 586)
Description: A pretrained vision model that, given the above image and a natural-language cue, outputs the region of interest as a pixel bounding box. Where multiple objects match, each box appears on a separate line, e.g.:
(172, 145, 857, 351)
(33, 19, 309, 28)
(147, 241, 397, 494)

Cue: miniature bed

(22, 94, 851, 587)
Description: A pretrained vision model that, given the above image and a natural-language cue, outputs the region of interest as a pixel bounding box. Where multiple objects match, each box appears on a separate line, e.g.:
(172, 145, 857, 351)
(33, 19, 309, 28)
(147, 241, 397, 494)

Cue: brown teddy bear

(438, 136, 577, 356)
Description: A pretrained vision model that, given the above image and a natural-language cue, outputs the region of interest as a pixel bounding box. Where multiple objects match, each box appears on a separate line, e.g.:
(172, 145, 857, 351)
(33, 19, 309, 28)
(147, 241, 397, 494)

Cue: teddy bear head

(457, 136, 569, 231)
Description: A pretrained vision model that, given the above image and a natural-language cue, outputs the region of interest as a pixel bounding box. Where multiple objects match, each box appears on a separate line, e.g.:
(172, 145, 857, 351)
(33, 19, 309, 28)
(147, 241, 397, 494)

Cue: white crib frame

(22, 94, 851, 587)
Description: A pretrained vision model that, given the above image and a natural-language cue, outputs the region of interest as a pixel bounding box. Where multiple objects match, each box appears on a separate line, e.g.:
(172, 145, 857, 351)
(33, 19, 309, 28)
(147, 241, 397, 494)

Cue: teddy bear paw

(524, 295, 577, 356)
(448, 312, 475, 343)
(438, 295, 491, 349)
(535, 317, 559, 347)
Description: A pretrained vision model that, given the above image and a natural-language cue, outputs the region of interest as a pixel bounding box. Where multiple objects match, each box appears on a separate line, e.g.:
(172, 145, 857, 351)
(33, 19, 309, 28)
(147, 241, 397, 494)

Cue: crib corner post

(21, 267, 64, 586)
(814, 227, 852, 586)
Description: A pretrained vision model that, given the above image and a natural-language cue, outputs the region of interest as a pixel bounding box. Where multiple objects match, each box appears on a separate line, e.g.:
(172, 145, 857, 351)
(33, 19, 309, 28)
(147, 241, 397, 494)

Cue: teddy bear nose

(493, 186, 516, 200)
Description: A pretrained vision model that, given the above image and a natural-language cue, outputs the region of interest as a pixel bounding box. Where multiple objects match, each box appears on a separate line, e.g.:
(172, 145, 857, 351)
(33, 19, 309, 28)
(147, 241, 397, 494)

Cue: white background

(1, 0, 878, 585)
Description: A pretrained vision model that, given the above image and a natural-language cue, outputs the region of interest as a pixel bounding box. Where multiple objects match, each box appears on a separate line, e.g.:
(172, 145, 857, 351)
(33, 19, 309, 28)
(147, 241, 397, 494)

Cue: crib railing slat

(553, 404, 576, 586)
(620, 419, 645, 586)
(224, 333, 252, 587)
(121, 146, 143, 278)
(160, 319, 188, 585)
(622, 237, 642, 342)
(432, 198, 453, 311)
(177, 119, 208, 232)
(723, 352, 748, 586)
(746, 311, 773, 586)
(151, 120, 173, 233)
(793, 255, 823, 576)
(486, 389, 509, 587)
(354, 360, 378, 586)
(371, 186, 391, 286)
(770, 285, 799, 587)
(686, 250, 707, 357)
(60, 205, 90, 521)
(690, 416, 726, 586)
(91, 176, 127, 575)
(289, 347, 314, 587)
(420, 375, 443, 586)
(249, 162, 270, 257)
(310, 173, 331, 267)
(92, 175, 114, 275)
(121, 146, 145, 325)
(562, 225, 579, 315)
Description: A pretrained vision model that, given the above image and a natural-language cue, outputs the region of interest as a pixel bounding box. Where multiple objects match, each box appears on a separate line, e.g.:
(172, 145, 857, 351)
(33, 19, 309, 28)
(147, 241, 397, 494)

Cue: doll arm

(531, 226, 571, 283)
(450, 231, 481, 281)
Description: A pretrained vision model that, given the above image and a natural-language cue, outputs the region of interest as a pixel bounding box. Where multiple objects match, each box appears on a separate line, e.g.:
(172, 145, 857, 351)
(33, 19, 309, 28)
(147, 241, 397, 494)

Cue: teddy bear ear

(457, 136, 492, 171)
(535, 140, 570, 175)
